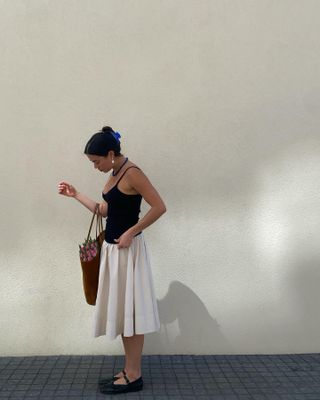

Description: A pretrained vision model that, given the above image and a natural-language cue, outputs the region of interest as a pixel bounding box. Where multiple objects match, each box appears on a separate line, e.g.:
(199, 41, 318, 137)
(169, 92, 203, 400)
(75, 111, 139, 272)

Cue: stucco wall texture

(1, 0, 320, 356)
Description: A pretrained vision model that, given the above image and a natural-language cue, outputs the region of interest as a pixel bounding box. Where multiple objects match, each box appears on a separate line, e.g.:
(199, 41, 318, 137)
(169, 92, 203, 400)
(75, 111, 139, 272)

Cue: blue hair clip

(112, 131, 121, 143)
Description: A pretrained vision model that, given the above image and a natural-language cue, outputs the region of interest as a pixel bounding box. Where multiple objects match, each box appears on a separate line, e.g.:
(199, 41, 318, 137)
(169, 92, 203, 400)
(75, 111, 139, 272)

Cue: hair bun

(101, 126, 114, 134)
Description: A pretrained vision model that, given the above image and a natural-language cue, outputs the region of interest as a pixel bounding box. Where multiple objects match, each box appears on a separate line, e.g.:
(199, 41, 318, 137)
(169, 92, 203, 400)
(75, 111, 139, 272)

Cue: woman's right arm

(58, 181, 108, 217)
(74, 192, 108, 217)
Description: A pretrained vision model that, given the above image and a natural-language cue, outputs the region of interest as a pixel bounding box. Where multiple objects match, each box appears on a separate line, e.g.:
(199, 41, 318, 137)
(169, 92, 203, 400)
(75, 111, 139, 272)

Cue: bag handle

(86, 203, 100, 243)
(95, 211, 103, 239)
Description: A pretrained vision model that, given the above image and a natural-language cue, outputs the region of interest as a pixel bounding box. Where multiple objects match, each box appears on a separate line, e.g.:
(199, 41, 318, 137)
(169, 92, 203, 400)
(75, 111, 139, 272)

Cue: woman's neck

(112, 155, 127, 175)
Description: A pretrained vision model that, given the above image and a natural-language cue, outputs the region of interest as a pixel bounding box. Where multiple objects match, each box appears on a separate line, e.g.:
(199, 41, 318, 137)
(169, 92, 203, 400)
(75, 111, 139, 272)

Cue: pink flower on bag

(79, 237, 99, 262)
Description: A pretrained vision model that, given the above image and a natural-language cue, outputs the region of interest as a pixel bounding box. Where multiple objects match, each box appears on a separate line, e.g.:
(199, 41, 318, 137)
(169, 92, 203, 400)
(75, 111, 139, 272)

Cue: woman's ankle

(124, 367, 141, 378)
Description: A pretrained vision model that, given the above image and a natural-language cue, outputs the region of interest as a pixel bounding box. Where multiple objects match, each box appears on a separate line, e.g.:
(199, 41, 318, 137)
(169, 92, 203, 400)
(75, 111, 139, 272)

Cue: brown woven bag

(79, 204, 104, 305)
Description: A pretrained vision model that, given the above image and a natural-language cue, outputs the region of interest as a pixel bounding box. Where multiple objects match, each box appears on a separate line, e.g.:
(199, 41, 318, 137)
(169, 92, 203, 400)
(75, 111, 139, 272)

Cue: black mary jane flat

(99, 374, 143, 394)
(98, 369, 126, 386)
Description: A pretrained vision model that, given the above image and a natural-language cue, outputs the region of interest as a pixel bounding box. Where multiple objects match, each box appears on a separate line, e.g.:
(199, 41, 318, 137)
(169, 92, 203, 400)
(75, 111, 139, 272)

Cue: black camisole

(102, 166, 142, 244)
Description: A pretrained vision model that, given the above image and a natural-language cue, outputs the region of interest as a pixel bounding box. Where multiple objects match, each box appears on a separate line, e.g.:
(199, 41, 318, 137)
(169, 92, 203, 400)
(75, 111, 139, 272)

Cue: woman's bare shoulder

(126, 160, 140, 169)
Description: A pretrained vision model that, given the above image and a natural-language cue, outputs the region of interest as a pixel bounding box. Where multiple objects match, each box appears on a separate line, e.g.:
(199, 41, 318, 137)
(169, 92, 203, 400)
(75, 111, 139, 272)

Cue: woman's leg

(113, 333, 144, 384)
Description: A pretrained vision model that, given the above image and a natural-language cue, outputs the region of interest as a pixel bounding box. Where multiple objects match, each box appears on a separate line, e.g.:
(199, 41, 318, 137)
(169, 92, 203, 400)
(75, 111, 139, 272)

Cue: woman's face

(87, 153, 113, 173)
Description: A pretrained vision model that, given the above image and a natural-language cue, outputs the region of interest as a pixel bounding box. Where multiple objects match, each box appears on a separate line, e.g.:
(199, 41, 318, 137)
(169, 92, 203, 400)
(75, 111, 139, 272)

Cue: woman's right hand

(58, 181, 78, 198)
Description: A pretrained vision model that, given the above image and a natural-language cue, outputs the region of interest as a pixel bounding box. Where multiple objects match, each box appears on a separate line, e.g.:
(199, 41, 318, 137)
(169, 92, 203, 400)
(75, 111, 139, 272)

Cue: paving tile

(1, 354, 320, 399)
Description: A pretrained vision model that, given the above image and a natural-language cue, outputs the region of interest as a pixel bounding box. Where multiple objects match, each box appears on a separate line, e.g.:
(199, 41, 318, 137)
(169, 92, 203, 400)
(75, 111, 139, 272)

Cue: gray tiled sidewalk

(1, 354, 320, 400)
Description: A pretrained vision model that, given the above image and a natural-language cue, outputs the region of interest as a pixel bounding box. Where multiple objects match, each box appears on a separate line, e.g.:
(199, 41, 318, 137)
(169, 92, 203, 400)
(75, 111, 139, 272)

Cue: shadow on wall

(143, 281, 231, 354)
(281, 252, 320, 349)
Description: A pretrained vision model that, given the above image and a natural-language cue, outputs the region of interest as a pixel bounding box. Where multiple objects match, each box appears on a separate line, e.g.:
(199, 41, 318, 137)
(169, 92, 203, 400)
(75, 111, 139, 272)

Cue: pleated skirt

(93, 232, 161, 340)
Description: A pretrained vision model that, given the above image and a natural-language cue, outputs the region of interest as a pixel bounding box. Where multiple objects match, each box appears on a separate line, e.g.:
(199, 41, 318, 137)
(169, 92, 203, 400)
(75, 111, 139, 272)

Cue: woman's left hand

(114, 231, 134, 249)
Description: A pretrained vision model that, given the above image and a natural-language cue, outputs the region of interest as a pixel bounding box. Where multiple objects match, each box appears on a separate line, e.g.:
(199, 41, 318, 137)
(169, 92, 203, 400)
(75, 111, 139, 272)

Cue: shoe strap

(122, 369, 126, 376)
(123, 374, 130, 384)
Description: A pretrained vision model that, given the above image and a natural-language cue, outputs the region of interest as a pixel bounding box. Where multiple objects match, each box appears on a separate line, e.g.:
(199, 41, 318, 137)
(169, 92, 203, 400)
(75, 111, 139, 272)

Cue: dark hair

(84, 126, 122, 157)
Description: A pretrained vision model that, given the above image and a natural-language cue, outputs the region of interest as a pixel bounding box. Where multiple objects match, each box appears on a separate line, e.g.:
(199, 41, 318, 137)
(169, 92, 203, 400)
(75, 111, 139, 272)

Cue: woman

(58, 126, 166, 395)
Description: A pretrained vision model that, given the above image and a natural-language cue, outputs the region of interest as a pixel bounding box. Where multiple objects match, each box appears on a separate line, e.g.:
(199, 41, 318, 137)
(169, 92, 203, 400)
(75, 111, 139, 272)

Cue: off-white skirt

(93, 232, 160, 340)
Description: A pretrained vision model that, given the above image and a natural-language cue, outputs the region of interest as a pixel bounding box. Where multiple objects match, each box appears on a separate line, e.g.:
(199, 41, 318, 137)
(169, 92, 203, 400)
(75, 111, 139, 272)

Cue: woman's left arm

(126, 168, 167, 236)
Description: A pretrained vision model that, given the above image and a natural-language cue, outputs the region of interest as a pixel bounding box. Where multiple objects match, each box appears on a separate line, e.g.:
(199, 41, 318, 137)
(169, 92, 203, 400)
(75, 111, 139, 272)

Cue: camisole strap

(116, 166, 141, 186)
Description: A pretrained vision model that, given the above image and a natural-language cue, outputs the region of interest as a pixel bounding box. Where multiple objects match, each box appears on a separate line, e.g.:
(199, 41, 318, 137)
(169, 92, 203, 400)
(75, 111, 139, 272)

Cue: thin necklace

(112, 157, 128, 176)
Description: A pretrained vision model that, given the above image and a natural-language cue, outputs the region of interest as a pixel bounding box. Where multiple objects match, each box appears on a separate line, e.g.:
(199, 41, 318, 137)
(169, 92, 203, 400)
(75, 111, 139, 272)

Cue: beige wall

(1, 0, 320, 356)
